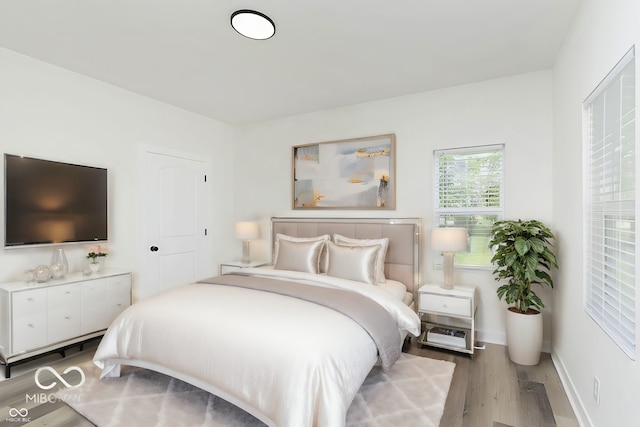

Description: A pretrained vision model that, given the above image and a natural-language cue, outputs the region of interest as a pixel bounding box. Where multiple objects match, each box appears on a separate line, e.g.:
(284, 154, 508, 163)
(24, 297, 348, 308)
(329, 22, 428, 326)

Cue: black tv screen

(4, 154, 108, 247)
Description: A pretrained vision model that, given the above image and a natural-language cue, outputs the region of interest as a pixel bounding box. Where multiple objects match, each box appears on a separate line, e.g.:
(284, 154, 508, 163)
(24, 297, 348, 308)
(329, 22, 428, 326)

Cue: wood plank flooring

(0, 339, 579, 426)
(406, 341, 579, 427)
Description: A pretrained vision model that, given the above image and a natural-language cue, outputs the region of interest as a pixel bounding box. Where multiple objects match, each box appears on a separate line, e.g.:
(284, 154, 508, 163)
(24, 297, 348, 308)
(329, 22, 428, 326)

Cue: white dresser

(0, 269, 131, 377)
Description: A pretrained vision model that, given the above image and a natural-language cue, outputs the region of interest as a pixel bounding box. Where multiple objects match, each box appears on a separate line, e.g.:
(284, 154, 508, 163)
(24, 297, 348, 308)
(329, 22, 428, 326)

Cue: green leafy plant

(488, 219, 558, 313)
(86, 245, 109, 263)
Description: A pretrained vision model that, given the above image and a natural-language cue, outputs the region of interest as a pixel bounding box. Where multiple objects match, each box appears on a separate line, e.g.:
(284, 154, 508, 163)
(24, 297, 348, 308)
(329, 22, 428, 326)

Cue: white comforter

(93, 269, 420, 427)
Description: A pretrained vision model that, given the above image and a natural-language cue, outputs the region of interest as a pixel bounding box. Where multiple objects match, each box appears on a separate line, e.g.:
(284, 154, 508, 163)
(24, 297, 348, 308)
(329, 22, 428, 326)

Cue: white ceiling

(0, 0, 580, 125)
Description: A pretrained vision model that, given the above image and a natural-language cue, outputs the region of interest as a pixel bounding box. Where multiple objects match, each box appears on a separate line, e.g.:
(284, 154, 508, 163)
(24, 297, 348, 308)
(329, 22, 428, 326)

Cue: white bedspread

(93, 269, 420, 427)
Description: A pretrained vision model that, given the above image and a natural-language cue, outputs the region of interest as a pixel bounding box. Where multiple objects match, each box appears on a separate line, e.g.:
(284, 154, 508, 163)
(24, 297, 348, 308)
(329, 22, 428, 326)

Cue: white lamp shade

(235, 221, 259, 240)
(431, 227, 468, 252)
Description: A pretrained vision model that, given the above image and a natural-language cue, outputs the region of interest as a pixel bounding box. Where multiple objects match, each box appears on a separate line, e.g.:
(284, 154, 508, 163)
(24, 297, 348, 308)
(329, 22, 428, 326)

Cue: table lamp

(235, 221, 259, 263)
(432, 227, 468, 289)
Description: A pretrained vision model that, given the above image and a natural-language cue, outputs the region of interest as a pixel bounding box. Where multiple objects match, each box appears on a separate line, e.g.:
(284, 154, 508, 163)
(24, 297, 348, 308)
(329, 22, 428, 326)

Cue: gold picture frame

(292, 134, 396, 210)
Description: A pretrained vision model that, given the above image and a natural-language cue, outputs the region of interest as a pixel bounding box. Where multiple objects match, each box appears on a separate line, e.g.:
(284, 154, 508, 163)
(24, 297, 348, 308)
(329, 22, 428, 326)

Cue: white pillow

(333, 234, 389, 283)
(378, 279, 407, 301)
(273, 239, 325, 274)
(326, 241, 381, 285)
(274, 233, 330, 273)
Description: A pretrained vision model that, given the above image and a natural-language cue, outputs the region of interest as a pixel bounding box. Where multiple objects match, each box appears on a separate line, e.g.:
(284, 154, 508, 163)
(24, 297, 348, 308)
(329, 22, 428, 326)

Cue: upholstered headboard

(270, 217, 422, 295)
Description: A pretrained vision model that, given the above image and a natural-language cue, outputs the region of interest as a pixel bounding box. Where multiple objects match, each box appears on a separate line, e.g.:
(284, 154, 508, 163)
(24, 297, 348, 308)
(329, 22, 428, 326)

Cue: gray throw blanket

(198, 273, 402, 371)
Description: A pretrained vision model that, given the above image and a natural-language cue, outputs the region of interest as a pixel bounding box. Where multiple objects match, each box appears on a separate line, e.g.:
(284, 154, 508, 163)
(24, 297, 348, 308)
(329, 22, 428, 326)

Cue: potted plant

(488, 219, 558, 365)
(87, 245, 109, 273)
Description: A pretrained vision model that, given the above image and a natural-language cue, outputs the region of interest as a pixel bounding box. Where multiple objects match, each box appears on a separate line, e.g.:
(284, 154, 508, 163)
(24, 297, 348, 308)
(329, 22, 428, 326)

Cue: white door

(140, 151, 209, 300)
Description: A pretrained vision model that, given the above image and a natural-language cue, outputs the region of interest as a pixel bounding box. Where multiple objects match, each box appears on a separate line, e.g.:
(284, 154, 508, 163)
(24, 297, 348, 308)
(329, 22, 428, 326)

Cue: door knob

(150, 246, 159, 252)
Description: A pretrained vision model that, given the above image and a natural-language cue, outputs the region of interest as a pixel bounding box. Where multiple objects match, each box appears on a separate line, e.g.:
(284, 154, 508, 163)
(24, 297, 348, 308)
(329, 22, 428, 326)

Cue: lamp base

(241, 240, 251, 264)
(441, 251, 455, 290)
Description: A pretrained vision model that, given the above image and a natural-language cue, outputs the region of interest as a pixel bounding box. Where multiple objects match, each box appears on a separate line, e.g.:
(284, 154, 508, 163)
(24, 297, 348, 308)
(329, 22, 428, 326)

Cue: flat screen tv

(4, 154, 108, 247)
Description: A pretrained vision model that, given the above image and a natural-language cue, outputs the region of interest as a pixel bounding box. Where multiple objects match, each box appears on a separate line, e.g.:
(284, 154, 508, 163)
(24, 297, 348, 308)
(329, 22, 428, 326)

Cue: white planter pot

(505, 308, 543, 366)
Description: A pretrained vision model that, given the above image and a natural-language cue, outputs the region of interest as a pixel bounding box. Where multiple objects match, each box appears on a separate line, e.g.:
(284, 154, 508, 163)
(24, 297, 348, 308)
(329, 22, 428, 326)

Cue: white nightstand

(220, 260, 267, 275)
(417, 284, 477, 355)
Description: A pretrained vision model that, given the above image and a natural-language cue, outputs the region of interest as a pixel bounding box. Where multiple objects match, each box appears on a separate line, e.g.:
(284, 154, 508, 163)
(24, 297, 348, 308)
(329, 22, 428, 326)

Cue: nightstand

(417, 284, 477, 355)
(219, 260, 267, 275)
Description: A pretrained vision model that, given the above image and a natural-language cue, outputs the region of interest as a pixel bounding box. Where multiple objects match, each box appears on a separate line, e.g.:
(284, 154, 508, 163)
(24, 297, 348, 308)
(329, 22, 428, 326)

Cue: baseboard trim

(476, 330, 551, 353)
(550, 350, 590, 427)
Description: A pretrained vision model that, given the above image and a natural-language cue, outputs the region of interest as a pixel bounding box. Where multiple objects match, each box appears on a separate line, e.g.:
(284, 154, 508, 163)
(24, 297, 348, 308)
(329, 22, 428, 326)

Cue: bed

(93, 217, 422, 427)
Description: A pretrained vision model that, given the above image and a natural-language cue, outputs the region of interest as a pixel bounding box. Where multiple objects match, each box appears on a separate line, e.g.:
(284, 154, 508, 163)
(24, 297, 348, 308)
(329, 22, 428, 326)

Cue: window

(434, 144, 504, 267)
(584, 47, 636, 359)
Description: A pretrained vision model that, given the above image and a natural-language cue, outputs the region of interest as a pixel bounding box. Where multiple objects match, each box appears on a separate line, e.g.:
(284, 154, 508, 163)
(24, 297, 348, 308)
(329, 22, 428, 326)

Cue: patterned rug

(57, 353, 455, 427)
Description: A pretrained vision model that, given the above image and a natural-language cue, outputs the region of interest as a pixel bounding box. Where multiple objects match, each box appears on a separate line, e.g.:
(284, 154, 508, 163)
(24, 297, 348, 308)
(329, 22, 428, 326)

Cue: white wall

(234, 71, 555, 348)
(552, 1, 640, 426)
(0, 48, 236, 298)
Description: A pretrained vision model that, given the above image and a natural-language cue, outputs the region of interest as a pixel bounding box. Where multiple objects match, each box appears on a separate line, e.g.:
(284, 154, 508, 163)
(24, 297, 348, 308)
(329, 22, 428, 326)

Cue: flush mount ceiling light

(231, 9, 276, 40)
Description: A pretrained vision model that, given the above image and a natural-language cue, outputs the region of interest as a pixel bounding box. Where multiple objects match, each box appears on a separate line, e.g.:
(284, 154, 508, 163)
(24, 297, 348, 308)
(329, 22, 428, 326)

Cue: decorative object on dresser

(431, 227, 468, 289)
(292, 134, 396, 209)
(50, 248, 69, 279)
(0, 269, 131, 378)
(235, 221, 259, 263)
(22, 269, 35, 283)
(86, 244, 108, 273)
(33, 265, 51, 283)
(417, 283, 477, 355)
(488, 219, 558, 365)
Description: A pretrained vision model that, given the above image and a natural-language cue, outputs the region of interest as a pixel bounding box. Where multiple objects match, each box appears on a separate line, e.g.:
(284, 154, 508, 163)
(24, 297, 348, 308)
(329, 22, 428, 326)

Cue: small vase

(89, 262, 100, 273)
(50, 248, 69, 278)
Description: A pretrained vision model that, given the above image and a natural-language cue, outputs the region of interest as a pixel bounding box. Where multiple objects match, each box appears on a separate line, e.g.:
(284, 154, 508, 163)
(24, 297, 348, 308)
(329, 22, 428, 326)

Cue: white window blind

(584, 47, 636, 360)
(434, 145, 504, 267)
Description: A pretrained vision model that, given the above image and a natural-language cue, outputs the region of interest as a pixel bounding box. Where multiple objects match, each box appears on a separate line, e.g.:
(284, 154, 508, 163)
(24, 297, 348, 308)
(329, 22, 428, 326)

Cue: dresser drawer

(107, 275, 131, 300)
(419, 293, 471, 317)
(13, 288, 47, 316)
(12, 289, 48, 352)
(48, 284, 82, 343)
(107, 274, 131, 319)
(81, 279, 109, 334)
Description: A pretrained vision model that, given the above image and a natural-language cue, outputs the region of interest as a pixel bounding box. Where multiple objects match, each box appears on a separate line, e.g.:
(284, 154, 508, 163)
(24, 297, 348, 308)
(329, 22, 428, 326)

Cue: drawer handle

(27, 323, 34, 328)
(27, 298, 34, 301)
(65, 316, 71, 320)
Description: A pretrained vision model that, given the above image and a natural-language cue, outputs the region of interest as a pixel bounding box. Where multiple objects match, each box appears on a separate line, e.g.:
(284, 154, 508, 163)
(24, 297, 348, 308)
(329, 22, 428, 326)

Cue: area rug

(56, 353, 455, 427)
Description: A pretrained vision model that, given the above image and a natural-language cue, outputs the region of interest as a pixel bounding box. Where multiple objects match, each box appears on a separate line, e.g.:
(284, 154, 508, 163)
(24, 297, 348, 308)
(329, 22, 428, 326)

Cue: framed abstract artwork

(292, 134, 396, 209)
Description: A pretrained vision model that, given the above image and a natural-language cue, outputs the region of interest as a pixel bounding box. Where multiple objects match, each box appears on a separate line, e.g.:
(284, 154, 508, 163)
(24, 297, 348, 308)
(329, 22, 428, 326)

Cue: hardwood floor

(406, 340, 579, 427)
(0, 339, 579, 426)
